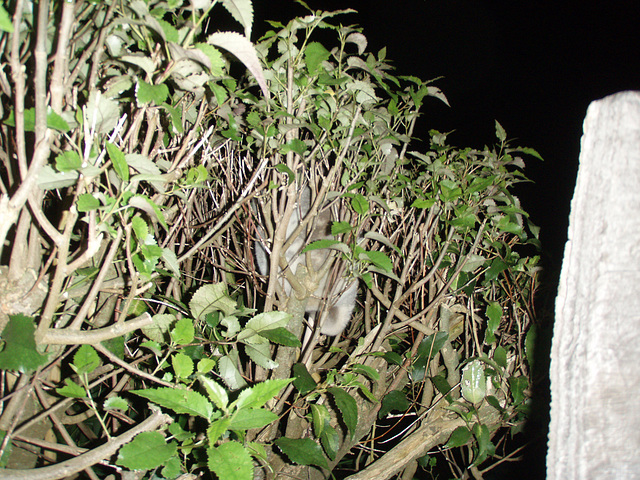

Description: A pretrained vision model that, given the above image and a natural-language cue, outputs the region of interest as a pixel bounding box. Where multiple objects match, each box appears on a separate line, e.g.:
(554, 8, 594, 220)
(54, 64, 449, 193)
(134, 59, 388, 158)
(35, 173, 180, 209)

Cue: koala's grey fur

(255, 188, 358, 336)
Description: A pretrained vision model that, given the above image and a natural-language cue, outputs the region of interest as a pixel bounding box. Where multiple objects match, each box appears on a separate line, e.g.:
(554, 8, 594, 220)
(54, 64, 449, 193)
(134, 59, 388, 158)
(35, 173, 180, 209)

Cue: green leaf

(197, 358, 216, 374)
(259, 327, 301, 347)
(208, 441, 254, 480)
(55, 151, 82, 172)
(106, 142, 129, 183)
(195, 43, 225, 75)
(362, 251, 393, 272)
(379, 390, 410, 418)
(461, 360, 486, 404)
(274, 163, 295, 184)
(73, 345, 101, 376)
(0, 314, 49, 373)
(244, 342, 278, 370)
(494, 345, 507, 368)
(350, 193, 369, 214)
(509, 376, 528, 405)
(116, 431, 177, 470)
(0, 431, 12, 467)
(190, 283, 237, 320)
(56, 379, 86, 398)
(233, 378, 293, 411)
(0, 4, 14, 33)
(172, 352, 194, 379)
(274, 438, 328, 469)
(495, 120, 507, 142)
(320, 424, 340, 461)
(170, 317, 195, 345)
(430, 373, 453, 402)
(417, 332, 449, 359)
(198, 375, 229, 411)
(218, 351, 247, 390)
(237, 311, 291, 342)
(485, 302, 502, 344)
(304, 42, 331, 75)
(446, 426, 472, 448)
(76, 193, 101, 212)
(351, 363, 379, 382)
(280, 138, 307, 156)
(311, 403, 330, 437)
(229, 407, 278, 431)
(136, 79, 170, 106)
(104, 396, 129, 411)
(302, 239, 340, 252)
(131, 216, 149, 244)
(161, 456, 182, 480)
(292, 363, 317, 395)
(208, 418, 232, 446)
(130, 387, 214, 419)
(327, 387, 358, 439)
(142, 313, 176, 343)
(525, 324, 536, 371)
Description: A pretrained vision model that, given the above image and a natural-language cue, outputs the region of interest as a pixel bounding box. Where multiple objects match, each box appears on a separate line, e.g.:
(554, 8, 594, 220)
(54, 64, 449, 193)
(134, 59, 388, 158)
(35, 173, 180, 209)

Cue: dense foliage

(0, 1, 541, 479)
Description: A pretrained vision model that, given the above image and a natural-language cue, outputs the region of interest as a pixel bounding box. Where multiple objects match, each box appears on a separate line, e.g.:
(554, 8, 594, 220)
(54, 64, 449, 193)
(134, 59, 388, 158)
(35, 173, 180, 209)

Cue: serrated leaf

(104, 396, 129, 411)
(302, 239, 340, 252)
(327, 387, 358, 439)
(136, 79, 169, 106)
(494, 345, 507, 368)
(73, 345, 101, 376)
(162, 248, 180, 278)
(430, 374, 453, 402)
(131, 216, 149, 244)
(259, 327, 301, 347)
(218, 351, 247, 390)
(446, 426, 472, 448)
(207, 31, 269, 100)
(274, 438, 328, 469)
(77, 193, 101, 212)
(143, 313, 176, 343)
(106, 142, 129, 183)
(172, 352, 194, 379)
(304, 42, 330, 75)
(362, 250, 392, 272)
(116, 431, 177, 470)
(417, 332, 449, 359)
(219, 0, 254, 38)
(244, 342, 278, 369)
(207, 417, 231, 445)
(190, 283, 237, 320)
(0, 315, 49, 373)
(237, 311, 291, 342)
(56, 379, 86, 398)
(208, 441, 254, 480)
(233, 378, 293, 411)
(197, 358, 216, 374)
(195, 43, 225, 75)
(229, 407, 278, 431)
(127, 194, 168, 230)
(198, 375, 229, 411)
(131, 387, 213, 419)
(170, 317, 195, 345)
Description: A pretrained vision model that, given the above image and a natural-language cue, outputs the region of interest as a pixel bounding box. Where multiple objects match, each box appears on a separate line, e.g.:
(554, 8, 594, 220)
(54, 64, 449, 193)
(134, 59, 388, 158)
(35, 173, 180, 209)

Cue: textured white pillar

(548, 91, 640, 479)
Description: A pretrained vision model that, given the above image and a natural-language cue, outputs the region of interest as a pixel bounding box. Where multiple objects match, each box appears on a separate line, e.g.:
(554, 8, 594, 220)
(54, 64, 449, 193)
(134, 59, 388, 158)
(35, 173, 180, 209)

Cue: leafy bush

(0, 1, 540, 479)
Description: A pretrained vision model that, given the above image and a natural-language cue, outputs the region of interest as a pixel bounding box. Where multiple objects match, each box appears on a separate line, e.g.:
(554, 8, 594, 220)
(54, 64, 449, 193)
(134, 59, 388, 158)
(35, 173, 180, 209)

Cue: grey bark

(548, 91, 640, 479)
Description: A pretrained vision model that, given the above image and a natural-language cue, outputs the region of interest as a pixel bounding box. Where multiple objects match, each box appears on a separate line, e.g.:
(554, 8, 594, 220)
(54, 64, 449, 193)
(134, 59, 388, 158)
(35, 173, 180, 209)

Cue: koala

(255, 188, 358, 336)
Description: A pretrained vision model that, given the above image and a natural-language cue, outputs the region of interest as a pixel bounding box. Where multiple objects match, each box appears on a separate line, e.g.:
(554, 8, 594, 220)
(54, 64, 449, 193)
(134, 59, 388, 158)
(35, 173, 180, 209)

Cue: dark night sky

(256, 0, 640, 277)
